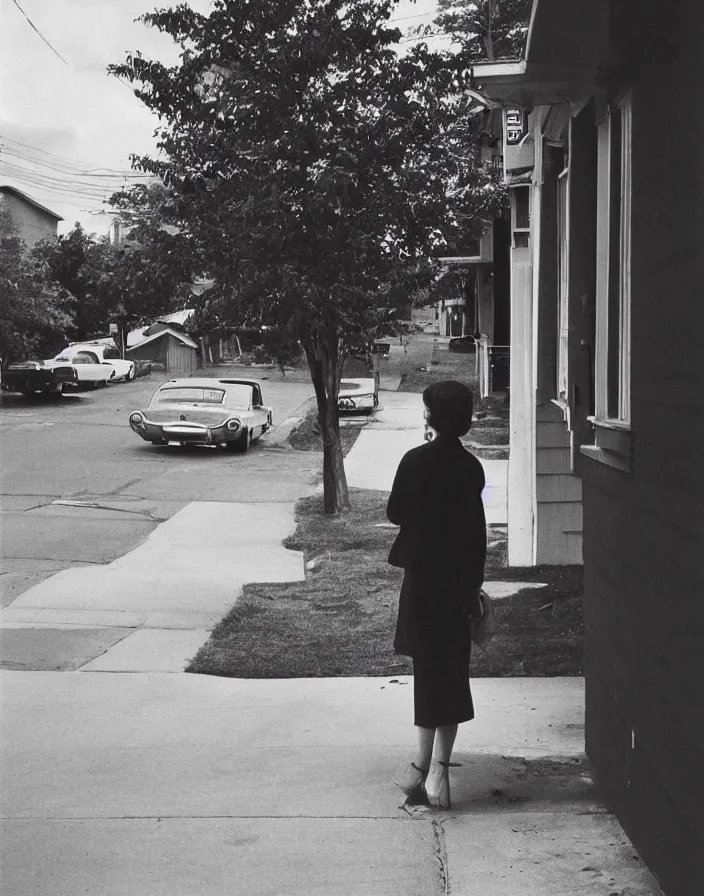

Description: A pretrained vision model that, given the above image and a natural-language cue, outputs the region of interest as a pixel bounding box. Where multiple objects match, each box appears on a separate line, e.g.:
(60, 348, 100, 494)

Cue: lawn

(187, 489, 583, 679)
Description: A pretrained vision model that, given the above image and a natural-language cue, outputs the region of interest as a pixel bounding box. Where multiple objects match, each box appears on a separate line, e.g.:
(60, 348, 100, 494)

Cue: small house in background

(126, 309, 195, 349)
(126, 327, 198, 375)
(0, 185, 62, 246)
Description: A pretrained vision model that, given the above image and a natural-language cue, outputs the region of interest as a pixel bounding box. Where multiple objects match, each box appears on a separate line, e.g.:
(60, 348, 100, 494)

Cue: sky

(0, 0, 445, 237)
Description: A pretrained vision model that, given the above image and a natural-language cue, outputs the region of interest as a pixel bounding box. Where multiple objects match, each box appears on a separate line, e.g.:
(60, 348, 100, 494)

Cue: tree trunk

(305, 343, 350, 514)
(483, 0, 495, 60)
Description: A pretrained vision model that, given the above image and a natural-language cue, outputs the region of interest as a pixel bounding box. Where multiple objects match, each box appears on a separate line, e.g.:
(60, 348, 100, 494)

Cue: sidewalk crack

(432, 819, 451, 895)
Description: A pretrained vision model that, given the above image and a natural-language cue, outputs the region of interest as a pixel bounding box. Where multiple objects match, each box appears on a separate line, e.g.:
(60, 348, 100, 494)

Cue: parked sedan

(129, 377, 273, 452)
(338, 377, 378, 415)
(54, 342, 136, 383)
(50, 349, 114, 388)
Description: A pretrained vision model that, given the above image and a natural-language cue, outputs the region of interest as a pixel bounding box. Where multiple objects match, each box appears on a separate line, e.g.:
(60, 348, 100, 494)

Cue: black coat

(386, 436, 487, 658)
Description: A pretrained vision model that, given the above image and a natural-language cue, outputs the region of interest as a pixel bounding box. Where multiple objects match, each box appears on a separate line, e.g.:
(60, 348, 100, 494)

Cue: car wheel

(126, 366, 136, 382)
(228, 429, 250, 453)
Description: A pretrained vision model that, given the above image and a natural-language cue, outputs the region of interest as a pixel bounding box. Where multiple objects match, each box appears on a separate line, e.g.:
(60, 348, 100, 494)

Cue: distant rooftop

(0, 184, 63, 221)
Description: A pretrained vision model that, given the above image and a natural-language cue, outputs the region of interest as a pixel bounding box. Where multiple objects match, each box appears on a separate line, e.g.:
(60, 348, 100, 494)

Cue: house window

(595, 94, 632, 424)
(581, 93, 633, 472)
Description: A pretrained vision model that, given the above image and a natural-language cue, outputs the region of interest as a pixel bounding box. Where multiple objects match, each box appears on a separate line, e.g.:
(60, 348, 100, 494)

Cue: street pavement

(0, 370, 319, 672)
(0, 361, 663, 895)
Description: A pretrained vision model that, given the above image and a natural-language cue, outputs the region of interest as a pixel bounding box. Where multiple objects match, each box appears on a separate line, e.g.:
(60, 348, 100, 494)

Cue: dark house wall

(581, 3, 704, 894)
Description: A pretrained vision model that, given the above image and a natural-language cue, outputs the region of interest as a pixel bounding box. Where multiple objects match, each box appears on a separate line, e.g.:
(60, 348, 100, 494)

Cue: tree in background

(434, 0, 532, 61)
(111, 0, 506, 511)
(38, 186, 199, 350)
(37, 224, 114, 341)
(0, 208, 74, 366)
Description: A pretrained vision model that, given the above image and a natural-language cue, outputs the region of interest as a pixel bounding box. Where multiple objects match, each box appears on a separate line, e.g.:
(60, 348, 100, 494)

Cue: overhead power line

(389, 11, 438, 23)
(400, 31, 454, 44)
(11, 0, 69, 65)
(0, 135, 151, 177)
(1, 147, 148, 179)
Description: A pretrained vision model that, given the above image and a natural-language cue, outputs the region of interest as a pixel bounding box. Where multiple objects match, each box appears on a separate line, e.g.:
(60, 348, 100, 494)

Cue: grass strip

(187, 489, 583, 679)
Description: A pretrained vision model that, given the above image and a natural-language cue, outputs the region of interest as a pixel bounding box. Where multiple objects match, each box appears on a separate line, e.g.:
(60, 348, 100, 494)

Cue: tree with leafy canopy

(433, 0, 532, 61)
(0, 208, 74, 366)
(39, 188, 199, 349)
(36, 224, 115, 341)
(110, 0, 506, 512)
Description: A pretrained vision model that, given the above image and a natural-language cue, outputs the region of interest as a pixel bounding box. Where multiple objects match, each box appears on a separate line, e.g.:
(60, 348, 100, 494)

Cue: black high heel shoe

(395, 762, 429, 800)
(423, 760, 462, 809)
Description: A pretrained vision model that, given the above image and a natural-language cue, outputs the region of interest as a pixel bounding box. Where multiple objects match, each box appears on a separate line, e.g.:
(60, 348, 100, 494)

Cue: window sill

(580, 417, 633, 472)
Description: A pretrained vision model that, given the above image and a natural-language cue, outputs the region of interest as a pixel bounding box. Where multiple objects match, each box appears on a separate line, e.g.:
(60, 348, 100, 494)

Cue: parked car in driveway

(52, 342, 136, 385)
(1, 360, 78, 397)
(338, 377, 378, 415)
(49, 348, 113, 389)
(129, 377, 273, 452)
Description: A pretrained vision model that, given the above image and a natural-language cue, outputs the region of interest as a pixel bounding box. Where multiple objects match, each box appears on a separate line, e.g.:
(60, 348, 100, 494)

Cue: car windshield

(155, 387, 226, 405)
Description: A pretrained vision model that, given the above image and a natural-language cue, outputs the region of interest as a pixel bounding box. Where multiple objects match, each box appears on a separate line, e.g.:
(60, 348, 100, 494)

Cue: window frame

(595, 93, 632, 425)
(581, 92, 633, 471)
(555, 161, 570, 403)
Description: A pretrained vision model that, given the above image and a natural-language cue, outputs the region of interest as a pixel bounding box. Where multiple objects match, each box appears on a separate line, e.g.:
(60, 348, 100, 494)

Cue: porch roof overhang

(436, 256, 489, 266)
(469, 0, 609, 108)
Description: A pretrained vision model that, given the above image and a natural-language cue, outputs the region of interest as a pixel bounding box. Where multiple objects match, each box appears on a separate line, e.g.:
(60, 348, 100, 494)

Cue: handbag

(471, 590, 498, 646)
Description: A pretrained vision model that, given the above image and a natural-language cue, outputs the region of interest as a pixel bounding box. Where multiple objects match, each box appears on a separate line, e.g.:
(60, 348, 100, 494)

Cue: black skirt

(394, 568, 478, 659)
(393, 569, 477, 728)
(413, 652, 474, 728)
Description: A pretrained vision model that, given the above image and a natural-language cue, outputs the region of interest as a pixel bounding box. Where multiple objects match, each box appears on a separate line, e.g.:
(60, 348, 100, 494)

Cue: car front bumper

(338, 393, 375, 412)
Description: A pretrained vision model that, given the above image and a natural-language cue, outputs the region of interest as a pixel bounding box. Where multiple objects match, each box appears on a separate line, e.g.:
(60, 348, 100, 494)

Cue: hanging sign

(505, 107, 527, 145)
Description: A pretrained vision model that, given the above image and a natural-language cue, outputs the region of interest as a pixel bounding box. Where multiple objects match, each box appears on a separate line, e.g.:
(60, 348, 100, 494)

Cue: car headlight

(130, 412, 143, 426)
(226, 418, 241, 432)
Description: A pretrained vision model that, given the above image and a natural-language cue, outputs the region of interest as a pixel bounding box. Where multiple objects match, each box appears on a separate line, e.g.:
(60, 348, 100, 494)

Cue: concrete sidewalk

(0, 502, 307, 672)
(0, 382, 662, 895)
(344, 391, 508, 526)
(0, 672, 661, 895)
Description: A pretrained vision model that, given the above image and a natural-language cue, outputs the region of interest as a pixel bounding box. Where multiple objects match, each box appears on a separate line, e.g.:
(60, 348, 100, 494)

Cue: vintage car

(51, 342, 136, 385)
(1, 360, 78, 397)
(337, 377, 378, 415)
(129, 377, 273, 452)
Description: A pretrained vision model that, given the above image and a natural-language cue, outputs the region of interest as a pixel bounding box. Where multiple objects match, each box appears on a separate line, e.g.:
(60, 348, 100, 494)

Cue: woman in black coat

(387, 380, 486, 809)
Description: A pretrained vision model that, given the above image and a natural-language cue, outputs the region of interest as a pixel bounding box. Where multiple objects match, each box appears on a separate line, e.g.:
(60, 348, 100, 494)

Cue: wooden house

(126, 327, 198, 375)
(473, 1, 702, 893)
(0, 185, 62, 246)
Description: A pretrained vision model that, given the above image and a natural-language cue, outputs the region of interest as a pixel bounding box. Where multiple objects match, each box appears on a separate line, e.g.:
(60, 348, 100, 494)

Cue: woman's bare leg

(425, 724, 459, 807)
(396, 726, 435, 796)
(415, 726, 435, 771)
(432, 724, 458, 764)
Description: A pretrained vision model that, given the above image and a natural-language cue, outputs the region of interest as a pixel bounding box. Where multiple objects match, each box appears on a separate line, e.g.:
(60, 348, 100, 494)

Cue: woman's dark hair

(423, 380, 474, 438)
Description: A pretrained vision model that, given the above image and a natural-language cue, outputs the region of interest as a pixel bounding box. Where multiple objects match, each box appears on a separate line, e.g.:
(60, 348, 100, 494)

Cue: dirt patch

(287, 405, 365, 456)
